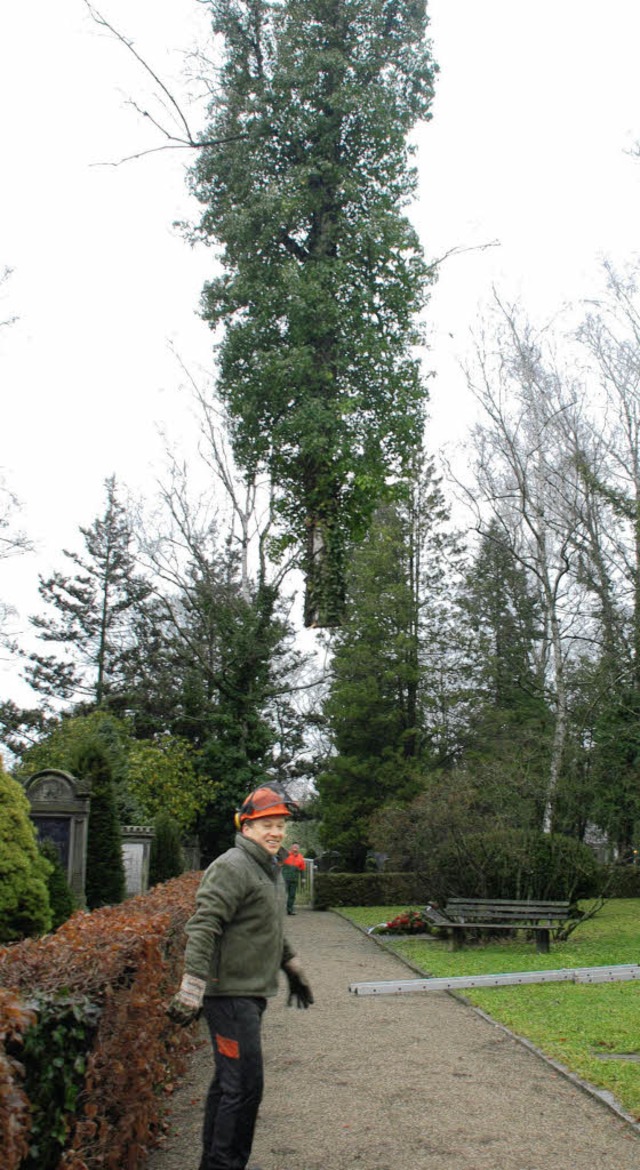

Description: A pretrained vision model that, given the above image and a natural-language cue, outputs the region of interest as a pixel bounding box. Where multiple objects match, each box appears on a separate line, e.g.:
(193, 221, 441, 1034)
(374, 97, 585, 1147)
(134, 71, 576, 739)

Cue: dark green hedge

(313, 872, 425, 910)
(313, 831, 613, 908)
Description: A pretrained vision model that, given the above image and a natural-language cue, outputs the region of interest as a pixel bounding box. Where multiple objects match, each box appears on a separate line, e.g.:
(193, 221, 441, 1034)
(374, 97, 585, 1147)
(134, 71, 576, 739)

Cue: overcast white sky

(2, 0, 640, 707)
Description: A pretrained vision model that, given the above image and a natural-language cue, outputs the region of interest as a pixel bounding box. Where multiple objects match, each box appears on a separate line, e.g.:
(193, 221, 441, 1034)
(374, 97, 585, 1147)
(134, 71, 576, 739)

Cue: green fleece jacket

(184, 833, 296, 997)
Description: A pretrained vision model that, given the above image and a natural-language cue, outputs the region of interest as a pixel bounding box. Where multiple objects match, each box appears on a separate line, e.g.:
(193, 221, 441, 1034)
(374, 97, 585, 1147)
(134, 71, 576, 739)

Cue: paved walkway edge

(334, 909, 640, 1138)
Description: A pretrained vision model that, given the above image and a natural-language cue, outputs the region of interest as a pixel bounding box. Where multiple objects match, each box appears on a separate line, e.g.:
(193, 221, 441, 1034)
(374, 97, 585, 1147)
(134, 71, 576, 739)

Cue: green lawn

(340, 899, 640, 1120)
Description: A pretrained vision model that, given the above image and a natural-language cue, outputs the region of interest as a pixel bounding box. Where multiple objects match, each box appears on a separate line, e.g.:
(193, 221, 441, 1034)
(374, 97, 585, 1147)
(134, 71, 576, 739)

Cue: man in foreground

(168, 782, 314, 1170)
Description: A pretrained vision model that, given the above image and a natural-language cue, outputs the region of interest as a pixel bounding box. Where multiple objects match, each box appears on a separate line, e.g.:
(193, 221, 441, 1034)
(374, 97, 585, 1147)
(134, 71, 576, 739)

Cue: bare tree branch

(0, 266, 17, 330)
(84, 1, 267, 165)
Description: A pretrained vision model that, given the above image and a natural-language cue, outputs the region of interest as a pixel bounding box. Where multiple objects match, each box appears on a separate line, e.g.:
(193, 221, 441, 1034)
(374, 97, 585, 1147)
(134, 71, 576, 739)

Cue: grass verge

(340, 899, 640, 1121)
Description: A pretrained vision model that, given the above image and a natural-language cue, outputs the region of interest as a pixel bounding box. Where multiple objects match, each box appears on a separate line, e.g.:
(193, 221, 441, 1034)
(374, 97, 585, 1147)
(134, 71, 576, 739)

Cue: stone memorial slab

(121, 826, 154, 897)
(25, 769, 91, 906)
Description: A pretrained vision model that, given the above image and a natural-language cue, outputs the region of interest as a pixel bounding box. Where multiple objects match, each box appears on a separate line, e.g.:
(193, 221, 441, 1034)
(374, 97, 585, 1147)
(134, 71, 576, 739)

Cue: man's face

(242, 815, 288, 855)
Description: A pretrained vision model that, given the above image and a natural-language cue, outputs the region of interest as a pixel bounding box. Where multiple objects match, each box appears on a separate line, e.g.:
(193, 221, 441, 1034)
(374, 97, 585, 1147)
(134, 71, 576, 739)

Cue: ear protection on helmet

(235, 782, 298, 829)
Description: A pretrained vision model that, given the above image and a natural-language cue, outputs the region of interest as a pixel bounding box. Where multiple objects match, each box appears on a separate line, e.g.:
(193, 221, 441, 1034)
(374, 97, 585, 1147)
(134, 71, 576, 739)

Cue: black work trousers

(200, 995, 267, 1170)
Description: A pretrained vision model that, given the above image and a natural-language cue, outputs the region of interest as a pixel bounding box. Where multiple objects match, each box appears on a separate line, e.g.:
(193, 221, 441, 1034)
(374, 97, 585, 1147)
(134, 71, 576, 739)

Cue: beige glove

(283, 956, 314, 1008)
(167, 973, 206, 1026)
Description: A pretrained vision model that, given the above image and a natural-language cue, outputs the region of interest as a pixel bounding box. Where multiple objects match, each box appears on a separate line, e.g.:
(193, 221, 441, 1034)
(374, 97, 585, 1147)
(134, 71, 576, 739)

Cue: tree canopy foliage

(4, 36, 640, 883)
(313, 262, 640, 867)
(5, 454, 315, 859)
(188, 0, 437, 625)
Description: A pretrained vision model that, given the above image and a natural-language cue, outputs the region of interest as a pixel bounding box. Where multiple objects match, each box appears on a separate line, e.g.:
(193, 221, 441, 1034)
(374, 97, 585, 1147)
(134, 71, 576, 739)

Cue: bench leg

(536, 929, 550, 954)
(450, 928, 465, 951)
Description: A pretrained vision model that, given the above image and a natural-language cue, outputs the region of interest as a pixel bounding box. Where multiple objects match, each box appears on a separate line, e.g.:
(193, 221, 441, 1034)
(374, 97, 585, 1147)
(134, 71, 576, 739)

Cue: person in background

(282, 842, 306, 915)
(168, 782, 314, 1170)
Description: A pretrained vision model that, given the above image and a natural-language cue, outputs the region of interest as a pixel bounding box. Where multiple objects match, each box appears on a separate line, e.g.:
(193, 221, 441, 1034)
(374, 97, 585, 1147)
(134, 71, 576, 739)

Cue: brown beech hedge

(0, 870, 201, 1170)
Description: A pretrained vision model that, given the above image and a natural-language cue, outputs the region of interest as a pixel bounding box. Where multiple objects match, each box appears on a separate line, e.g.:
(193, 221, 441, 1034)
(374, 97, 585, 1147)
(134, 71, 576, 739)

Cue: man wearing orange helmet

(168, 781, 313, 1170)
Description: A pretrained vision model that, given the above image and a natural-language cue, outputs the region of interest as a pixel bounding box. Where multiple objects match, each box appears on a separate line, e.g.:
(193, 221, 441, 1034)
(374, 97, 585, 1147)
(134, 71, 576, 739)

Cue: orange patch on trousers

(216, 1033, 240, 1059)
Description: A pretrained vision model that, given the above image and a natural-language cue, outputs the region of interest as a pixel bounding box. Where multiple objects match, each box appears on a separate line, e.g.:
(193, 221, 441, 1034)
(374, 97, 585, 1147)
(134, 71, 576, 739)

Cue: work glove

(283, 957, 314, 1009)
(167, 973, 206, 1026)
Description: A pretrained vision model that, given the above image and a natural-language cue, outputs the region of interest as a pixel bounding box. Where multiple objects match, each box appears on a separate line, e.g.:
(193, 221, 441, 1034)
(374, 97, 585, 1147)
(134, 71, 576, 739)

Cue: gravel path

(147, 908, 640, 1170)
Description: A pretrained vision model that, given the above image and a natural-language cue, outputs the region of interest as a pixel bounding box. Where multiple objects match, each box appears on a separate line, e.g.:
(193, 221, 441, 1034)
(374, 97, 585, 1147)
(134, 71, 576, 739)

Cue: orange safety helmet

(234, 782, 298, 829)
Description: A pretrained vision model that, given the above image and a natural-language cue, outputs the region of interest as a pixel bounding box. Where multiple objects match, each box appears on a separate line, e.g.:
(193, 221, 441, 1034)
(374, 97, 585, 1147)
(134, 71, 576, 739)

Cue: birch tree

(573, 262, 640, 853)
(459, 297, 586, 831)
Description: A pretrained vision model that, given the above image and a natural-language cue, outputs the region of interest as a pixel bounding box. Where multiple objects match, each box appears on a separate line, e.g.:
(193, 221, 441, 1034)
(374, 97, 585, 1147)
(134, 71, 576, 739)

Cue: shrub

(0, 766, 52, 942)
(313, 872, 424, 910)
(425, 829, 603, 903)
(602, 863, 640, 897)
(368, 778, 494, 875)
(38, 839, 76, 930)
(149, 811, 184, 886)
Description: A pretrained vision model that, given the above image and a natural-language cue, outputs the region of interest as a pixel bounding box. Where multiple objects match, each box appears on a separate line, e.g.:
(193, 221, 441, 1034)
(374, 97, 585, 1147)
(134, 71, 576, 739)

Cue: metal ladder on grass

(349, 964, 640, 995)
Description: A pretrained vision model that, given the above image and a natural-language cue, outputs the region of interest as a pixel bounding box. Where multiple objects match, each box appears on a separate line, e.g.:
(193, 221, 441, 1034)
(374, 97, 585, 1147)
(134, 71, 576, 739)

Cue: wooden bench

(423, 898, 577, 954)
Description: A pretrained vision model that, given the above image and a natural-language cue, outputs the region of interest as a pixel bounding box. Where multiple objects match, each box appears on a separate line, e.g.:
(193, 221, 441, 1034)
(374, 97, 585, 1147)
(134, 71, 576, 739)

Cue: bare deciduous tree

(455, 294, 588, 831)
(578, 261, 640, 677)
(0, 266, 17, 331)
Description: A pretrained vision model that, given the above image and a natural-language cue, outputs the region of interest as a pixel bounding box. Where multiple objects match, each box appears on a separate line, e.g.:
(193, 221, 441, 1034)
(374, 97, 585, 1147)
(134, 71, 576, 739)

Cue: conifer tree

(149, 811, 183, 886)
(461, 521, 545, 717)
(26, 476, 151, 708)
(38, 838, 75, 929)
(456, 523, 552, 830)
(318, 458, 458, 868)
(74, 741, 125, 909)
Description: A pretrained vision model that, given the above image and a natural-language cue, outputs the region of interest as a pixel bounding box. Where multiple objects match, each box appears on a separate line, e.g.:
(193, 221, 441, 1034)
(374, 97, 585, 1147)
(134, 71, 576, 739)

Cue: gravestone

(121, 826, 154, 897)
(25, 769, 91, 906)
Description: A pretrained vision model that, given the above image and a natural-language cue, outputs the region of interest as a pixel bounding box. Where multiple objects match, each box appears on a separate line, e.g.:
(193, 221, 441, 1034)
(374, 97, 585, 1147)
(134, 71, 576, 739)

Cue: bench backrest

(445, 898, 571, 924)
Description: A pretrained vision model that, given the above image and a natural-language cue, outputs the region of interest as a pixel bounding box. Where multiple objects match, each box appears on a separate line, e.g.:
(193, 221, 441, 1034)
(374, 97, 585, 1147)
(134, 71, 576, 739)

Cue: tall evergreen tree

(456, 523, 552, 829)
(26, 476, 151, 708)
(318, 459, 459, 868)
(318, 504, 423, 869)
(38, 838, 75, 929)
(75, 740, 125, 910)
(461, 522, 544, 716)
(149, 811, 184, 886)
(188, 0, 437, 625)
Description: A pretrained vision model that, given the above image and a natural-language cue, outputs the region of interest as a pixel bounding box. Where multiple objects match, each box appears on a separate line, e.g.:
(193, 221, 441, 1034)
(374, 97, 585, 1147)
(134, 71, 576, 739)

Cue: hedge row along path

(147, 909, 640, 1170)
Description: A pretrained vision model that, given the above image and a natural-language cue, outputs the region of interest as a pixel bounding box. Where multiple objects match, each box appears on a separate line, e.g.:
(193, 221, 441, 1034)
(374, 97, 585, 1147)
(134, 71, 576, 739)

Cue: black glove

(285, 965, 314, 1008)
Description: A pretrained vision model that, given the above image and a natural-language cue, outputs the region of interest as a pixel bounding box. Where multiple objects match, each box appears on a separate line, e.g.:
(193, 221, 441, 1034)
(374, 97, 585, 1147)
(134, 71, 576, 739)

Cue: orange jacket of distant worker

(282, 847, 305, 878)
